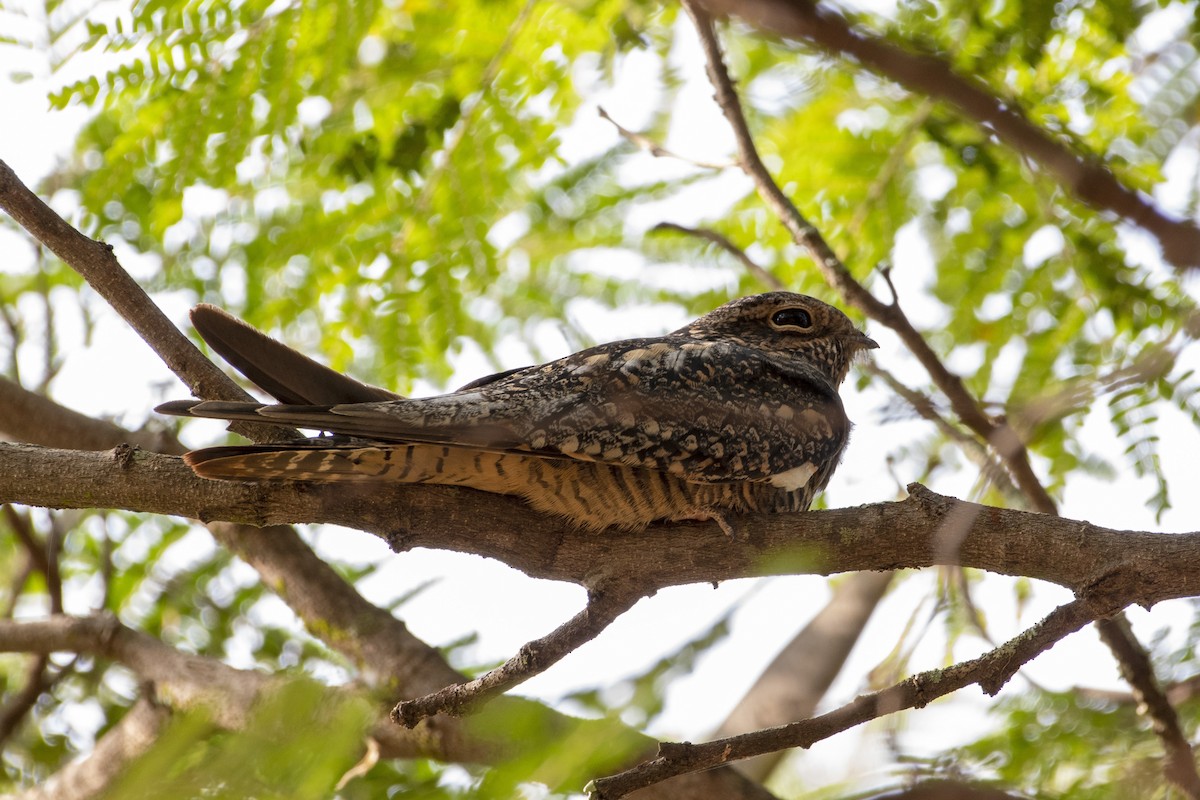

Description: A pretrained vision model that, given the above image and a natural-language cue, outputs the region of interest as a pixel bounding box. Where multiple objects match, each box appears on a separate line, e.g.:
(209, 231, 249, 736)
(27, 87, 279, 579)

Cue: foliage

(107, 680, 375, 800)
(1, 0, 1199, 797)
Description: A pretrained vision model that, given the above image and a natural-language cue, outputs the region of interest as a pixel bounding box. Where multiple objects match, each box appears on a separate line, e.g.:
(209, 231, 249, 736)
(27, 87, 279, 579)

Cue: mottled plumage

(159, 293, 877, 532)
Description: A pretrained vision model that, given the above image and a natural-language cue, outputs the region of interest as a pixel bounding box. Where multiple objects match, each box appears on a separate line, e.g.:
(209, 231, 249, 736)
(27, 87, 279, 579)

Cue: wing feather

(160, 337, 849, 483)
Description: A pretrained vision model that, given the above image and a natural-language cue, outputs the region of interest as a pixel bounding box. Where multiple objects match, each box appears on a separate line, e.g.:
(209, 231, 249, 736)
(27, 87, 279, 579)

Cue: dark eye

(771, 307, 813, 329)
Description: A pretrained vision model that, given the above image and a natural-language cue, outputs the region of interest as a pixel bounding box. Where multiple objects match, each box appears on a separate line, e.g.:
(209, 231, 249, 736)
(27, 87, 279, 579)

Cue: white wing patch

(769, 462, 817, 491)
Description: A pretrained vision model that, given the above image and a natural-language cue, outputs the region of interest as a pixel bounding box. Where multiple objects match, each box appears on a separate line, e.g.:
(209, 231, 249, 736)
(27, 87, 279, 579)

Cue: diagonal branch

(393, 583, 649, 726)
(599, 107, 737, 170)
(590, 595, 1103, 797)
(864, 363, 1021, 503)
(1097, 616, 1200, 798)
(712, 570, 894, 782)
(694, 0, 1200, 271)
(0, 159, 289, 444)
(678, 1, 1057, 514)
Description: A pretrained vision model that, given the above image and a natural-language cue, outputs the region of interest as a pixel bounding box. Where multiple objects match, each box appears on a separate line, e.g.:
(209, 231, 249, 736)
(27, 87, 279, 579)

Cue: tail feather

(185, 444, 413, 482)
(183, 443, 522, 493)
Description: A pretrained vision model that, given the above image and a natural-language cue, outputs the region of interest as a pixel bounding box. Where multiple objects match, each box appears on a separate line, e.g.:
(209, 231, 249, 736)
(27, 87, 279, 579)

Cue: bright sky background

(3, 5, 1200, 793)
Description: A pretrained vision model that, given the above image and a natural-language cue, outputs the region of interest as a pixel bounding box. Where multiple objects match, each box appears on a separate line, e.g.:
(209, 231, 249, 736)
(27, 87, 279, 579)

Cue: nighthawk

(158, 292, 877, 532)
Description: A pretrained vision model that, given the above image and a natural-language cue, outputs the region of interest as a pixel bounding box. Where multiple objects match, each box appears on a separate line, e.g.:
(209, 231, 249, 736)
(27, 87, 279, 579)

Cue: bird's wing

(191, 304, 400, 404)
(160, 338, 849, 484)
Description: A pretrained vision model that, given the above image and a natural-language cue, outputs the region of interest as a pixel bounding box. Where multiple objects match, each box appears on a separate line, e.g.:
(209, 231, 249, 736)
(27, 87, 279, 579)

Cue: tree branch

(676, 9, 1200, 789)
(0, 614, 271, 729)
(2, 443, 1197, 605)
(1096, 616, 1200, 798)
(677, 1, 1057, 514)
(598, 107, 737, 170)
(590, 596, 1102, 797)
(0, 357, 468, 698)
(0, 159, 288, 444)
(650, 222, 786, 291)
(693, 0, 1200, 271)
(394, 583, 648, 726)
(0, 614, 503, 769)
(13, 697, 169, 800)
(712, 571, 894, 782)
(0, 611, 771, 799)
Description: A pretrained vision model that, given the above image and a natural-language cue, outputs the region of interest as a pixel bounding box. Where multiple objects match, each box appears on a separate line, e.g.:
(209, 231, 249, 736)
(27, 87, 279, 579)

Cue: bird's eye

(771, 308, 813, 330)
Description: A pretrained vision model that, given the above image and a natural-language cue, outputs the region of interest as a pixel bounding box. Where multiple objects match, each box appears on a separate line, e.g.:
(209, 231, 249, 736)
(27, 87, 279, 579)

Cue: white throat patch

(769, 462, 818, 491)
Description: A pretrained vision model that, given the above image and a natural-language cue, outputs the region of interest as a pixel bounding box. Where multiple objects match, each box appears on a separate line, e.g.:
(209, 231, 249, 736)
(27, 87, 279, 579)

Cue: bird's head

(677, 292, 878, 386)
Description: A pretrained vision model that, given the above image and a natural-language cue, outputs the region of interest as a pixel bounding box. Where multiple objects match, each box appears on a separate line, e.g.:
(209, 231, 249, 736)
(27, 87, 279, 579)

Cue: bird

(158, 292, 878, 534)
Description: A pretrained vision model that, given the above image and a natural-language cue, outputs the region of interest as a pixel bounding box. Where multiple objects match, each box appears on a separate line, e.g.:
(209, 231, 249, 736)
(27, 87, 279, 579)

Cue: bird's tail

(184, 443, 522, 491)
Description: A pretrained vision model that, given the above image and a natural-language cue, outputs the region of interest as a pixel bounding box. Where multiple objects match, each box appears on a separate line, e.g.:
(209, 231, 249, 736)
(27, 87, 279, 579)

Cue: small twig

(393, 584, 648, 726)
(864, 364, 1020, 504)
(598, 107, 738, 170)
(590, 596, 1103, 798)
(952, 566, 997, 648)
(0, 301, 21, 382)
(99, 522, 114, 611)
(2, 558, 33, 619)
(35, 247, 61, 393)
(650, 222, 785, 290)
(3, 505, 50, 578)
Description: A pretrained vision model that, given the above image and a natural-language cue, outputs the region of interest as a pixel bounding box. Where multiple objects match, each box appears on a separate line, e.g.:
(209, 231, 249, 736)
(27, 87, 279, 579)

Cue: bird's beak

(857, 331, 879, 350)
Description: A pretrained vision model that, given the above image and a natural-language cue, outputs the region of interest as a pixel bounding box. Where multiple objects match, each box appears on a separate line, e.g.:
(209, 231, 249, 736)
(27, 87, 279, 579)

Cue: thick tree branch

(694, 0, 1200, 271)
(0, 374, 471, 698)
(2, 443, 1198, 605)
(591, 596, 1102, 797)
